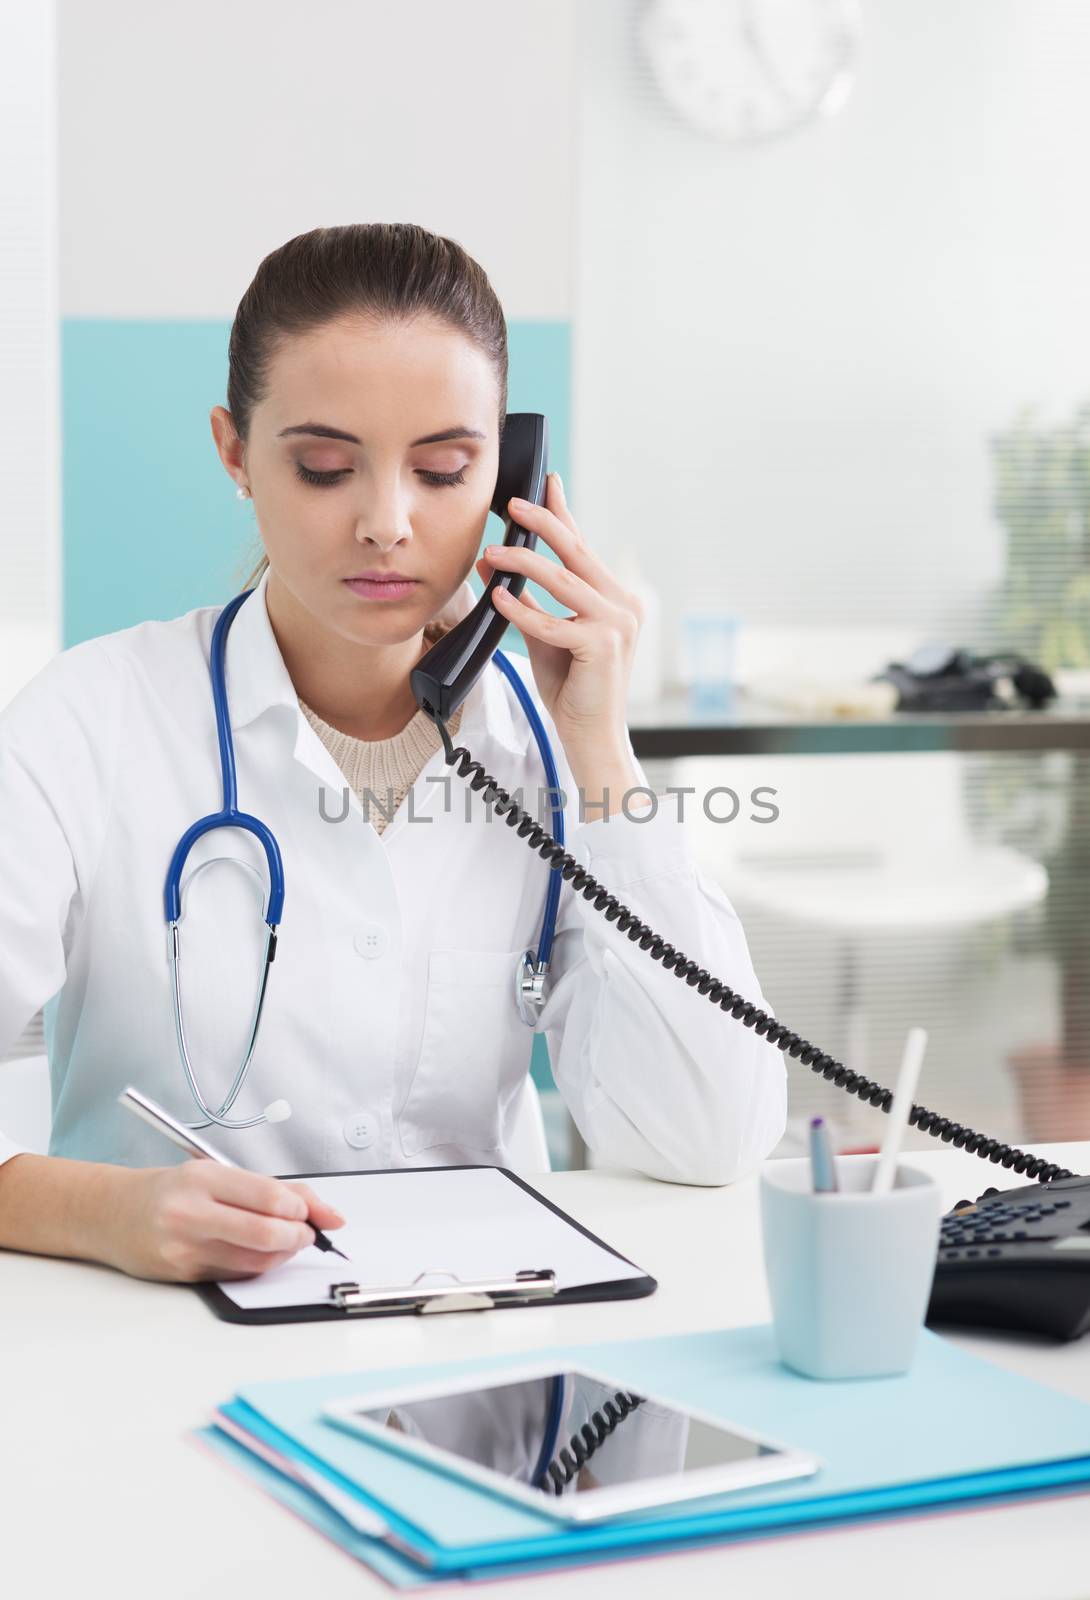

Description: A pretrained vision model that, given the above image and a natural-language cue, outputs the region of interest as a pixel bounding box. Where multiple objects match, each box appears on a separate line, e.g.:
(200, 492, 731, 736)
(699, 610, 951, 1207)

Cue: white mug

(759, 1155, 943, 1380)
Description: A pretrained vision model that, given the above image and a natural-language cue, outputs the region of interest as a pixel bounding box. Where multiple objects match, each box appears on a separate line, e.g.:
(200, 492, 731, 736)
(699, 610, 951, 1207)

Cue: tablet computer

(322, 1360, 820, 1523)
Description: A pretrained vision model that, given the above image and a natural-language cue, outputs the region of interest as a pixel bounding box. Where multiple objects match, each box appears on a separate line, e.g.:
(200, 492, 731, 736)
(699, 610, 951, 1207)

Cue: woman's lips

(343, 577, 420, 601)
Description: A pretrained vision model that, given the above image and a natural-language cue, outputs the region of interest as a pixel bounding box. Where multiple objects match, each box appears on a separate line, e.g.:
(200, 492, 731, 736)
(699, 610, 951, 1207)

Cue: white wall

(573, 0, 1090, 681)
(0, 0, 61, 698)
(4, 0, 578, 707)
(57, 0, 576, 318)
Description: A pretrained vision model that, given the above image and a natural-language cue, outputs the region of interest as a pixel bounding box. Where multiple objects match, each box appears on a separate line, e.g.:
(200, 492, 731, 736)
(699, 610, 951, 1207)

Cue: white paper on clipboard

(217, 1167, 646, 1311)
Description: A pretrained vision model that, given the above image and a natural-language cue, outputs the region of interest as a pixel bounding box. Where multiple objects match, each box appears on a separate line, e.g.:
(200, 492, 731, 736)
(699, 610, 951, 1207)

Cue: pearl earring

(236, 485, 250, 501)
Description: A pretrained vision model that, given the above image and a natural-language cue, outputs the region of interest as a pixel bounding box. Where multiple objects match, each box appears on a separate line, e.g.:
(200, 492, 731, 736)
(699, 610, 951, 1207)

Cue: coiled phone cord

(541, 1387, 644, 1496)
(430, 722, 1074, 1187)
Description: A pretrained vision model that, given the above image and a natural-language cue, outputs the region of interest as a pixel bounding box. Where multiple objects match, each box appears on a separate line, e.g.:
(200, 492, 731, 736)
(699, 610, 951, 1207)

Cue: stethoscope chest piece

(515, 951, 550, 1028)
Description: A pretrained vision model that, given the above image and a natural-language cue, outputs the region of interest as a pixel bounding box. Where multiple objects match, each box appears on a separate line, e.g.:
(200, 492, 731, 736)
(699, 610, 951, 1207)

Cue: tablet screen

(340, 1367, 807, 1507)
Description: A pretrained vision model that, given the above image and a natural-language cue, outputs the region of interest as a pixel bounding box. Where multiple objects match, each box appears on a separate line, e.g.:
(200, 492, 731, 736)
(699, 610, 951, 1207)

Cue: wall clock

(638, 0, 862, 144)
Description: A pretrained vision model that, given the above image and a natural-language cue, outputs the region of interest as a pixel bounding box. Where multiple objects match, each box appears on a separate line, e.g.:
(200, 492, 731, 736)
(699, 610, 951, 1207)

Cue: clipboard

(195, 1165, 658, 1326)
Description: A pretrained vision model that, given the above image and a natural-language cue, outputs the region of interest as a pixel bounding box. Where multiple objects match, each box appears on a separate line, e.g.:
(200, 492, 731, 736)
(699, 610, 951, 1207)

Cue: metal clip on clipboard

(328, 1267, 558, 1317)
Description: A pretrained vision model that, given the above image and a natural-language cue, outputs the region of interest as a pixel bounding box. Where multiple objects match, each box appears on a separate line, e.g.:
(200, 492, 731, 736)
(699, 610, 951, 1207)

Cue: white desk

(4, 1143, 1089, 1600)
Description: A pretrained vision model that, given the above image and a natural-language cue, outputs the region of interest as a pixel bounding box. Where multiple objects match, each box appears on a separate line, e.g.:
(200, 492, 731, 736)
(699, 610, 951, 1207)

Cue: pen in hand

(118, 1086, 350, 1261)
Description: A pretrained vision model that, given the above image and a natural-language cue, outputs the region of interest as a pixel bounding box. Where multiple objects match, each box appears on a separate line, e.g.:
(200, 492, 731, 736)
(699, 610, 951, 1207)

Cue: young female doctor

(0, 223, 785, 1283)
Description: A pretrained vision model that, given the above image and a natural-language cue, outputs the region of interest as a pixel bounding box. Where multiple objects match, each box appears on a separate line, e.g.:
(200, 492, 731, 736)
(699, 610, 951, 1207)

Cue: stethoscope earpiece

(263, 1100, 292, 1124)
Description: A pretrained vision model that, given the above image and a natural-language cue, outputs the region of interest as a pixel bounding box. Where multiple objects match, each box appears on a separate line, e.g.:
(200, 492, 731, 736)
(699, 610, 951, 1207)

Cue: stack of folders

(197, 1323, 1090, 1587)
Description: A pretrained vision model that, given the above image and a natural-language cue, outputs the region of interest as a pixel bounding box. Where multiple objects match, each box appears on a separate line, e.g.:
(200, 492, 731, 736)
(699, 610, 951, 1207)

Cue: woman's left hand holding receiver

(474, 472, 647, 817)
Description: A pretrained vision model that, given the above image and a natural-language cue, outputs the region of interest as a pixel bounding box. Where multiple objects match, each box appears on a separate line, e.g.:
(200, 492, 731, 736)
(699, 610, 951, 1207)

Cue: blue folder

(205, 1324, 1090, 1581)
(194, 1426, 429, 1589)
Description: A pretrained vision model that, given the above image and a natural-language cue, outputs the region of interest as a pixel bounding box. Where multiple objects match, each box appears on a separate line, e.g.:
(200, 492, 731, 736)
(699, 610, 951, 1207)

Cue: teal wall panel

(61, 318, 571, 649)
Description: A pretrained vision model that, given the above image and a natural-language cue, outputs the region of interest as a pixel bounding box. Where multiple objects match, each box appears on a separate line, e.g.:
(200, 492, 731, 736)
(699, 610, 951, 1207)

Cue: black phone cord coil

(430, 718, 1074, 1187)
(545, 1390, 644, 1495)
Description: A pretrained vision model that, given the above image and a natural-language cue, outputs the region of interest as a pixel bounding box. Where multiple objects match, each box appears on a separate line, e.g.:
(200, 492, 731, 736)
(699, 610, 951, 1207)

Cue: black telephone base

(927, 1174, 1090, 1341)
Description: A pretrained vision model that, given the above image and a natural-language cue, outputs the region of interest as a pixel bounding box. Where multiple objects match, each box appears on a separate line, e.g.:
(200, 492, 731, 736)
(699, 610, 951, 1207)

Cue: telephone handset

(412, 412, 1074, 1190)
(411, 412, 549, 726)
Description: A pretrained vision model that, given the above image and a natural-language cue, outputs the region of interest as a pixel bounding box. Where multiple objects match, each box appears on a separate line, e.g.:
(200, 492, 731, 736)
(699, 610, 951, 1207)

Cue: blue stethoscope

(532, 1376, 567, 1492)
(164, 588, 564, 1130)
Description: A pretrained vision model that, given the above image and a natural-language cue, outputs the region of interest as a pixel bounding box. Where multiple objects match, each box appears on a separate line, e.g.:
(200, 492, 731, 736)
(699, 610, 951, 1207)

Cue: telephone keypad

(928, 1174, 1090, 1340)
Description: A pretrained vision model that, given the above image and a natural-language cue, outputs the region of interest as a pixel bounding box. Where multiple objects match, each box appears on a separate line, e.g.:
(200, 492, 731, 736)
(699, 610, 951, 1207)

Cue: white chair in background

(0, 622, 57, 715)
(0, 1053, 51, 1155)
(676, 750, 1048, 1149)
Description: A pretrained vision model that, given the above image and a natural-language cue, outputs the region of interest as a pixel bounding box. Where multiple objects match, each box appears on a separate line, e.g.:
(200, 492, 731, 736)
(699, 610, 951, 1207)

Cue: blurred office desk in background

(624, 693, 1090, 1159)
(628, 691, 1090, 757)
(3, 1144, 1088, 1600)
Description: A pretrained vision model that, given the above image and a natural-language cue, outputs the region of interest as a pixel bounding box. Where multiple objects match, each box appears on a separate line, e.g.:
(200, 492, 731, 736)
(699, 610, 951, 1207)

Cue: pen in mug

(871, 1026, 929, 1195)
(808, 1116, 839, 1193)
(117, 1085, 350, 1260)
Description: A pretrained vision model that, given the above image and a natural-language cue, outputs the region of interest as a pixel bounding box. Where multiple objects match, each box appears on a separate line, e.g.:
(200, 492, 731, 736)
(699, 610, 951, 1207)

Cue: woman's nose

(355, 523, 410, 550)
(352, 471, 415, 549)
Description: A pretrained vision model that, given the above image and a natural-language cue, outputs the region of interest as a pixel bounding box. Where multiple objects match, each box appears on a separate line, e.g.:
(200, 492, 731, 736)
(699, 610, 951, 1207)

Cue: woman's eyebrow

(277, 422, 487, 446)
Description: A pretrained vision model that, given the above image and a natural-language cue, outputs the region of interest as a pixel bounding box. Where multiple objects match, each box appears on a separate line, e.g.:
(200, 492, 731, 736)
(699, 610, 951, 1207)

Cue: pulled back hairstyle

(227, 222, 508, 639)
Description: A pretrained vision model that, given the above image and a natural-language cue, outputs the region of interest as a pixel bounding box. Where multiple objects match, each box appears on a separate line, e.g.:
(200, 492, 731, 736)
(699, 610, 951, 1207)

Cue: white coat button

(343, 1111, 376, 1150)
(353, 924, 387, 959)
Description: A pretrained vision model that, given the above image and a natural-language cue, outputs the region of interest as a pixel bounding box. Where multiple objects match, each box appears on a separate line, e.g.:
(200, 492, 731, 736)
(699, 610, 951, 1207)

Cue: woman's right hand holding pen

(0, 1152, 346, 1283)
(109, 1161, 347, 1282)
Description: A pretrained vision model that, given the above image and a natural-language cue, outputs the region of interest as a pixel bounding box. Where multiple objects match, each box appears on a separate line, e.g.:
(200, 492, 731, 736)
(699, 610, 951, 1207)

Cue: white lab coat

(0, 570, 786, 1181)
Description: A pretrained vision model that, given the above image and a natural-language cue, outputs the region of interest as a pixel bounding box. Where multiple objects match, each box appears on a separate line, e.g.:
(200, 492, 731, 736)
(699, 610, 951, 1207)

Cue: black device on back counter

(874, 643, 1057, 713)
(927, 1174, 1090, 1340)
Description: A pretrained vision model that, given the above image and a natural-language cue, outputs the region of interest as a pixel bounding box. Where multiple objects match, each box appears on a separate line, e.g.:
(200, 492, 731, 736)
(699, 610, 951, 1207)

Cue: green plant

(988, 401, 1090, 671)
(976, 404, 1090, 1074)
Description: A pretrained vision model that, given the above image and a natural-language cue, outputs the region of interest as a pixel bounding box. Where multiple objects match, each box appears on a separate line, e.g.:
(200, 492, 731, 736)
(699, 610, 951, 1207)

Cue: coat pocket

(397, 946, 533, 1157)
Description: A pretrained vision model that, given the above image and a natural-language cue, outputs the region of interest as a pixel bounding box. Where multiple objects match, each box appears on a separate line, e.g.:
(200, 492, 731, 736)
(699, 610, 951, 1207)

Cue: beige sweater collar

(298, 697, 463, 835)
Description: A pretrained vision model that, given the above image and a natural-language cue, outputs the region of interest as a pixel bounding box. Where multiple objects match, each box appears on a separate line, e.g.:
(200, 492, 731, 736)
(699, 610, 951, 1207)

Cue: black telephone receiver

(410, 412, 549, 725)
(411, 409, 1073, 1194)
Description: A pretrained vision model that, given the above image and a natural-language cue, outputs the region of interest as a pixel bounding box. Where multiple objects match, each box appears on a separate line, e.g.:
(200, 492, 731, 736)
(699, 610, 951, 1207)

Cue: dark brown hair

(227, 222, 508, 637)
